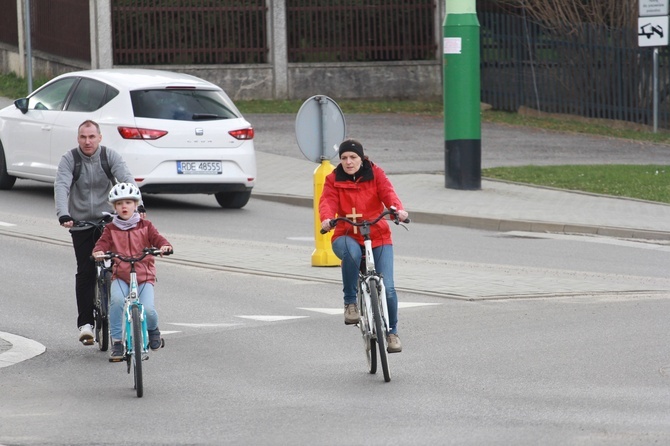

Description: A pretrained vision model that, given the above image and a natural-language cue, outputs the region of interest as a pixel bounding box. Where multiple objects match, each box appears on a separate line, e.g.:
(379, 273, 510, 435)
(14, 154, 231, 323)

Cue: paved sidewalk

(252, 151, 670, 241)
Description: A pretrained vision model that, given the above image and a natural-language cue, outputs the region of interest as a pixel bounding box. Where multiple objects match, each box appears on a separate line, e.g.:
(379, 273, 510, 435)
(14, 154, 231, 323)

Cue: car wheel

(0, 142, 17, 190)
(214, 190, 251, 209)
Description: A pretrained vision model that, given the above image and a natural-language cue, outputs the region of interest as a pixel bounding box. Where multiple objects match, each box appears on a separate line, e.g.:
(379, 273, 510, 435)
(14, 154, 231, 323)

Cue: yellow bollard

(312, 159, 340, 266)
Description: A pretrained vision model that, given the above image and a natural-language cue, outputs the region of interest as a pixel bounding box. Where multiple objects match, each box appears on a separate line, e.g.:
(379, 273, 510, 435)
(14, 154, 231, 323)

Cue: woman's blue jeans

(332, 236, 398, 334)
(109, 279, 158, 341)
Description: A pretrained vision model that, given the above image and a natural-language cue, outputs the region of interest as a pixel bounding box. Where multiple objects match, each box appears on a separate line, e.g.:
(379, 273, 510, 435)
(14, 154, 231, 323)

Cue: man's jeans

(332, 236, 398, 334)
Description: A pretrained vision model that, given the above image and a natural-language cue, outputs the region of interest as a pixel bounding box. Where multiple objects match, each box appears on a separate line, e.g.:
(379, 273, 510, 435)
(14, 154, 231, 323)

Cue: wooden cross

(346, 208, 363, 234)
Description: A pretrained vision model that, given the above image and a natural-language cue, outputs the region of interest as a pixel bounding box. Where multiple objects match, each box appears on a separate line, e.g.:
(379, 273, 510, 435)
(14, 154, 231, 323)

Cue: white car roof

(54, 68, 221, 91)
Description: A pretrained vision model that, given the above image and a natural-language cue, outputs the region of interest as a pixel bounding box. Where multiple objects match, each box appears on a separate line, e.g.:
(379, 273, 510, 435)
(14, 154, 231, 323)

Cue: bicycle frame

(358, 225, 390, 335)
(93, 257, 113, 350)
(122, 266, 149, 359)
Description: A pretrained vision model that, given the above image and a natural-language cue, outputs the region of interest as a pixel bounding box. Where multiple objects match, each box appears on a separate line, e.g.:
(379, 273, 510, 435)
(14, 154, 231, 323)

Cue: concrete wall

(4, 0, 443, 101)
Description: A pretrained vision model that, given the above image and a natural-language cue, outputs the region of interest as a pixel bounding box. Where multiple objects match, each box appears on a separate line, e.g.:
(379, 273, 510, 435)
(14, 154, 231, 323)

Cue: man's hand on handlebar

(59, 215, 74, 229)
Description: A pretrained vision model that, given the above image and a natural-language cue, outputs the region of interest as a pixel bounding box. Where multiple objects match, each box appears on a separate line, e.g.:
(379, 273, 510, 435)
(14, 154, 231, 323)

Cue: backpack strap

(70, 148, 82, 186)
(99, 146, 116, 184)
(70, 146, 116, 186)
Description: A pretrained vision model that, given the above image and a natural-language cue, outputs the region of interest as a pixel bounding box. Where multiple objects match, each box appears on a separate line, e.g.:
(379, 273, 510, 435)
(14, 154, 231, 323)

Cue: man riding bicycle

(55, 120, 143, 346)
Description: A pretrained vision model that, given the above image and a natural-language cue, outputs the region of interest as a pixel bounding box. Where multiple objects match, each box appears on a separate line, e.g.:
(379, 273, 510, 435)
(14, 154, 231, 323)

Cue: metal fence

(479, 11, 669, 129)
(32, 0, 90, 61)
(0, 0, 18, 46)
(112, 0, 268, 65)
(286, 0, 436, 62)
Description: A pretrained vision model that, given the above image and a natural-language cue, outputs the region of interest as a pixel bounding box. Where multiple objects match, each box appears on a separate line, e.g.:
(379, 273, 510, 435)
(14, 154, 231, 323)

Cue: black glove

(137, 205, 146, 214)
(59, 215, 74, 225)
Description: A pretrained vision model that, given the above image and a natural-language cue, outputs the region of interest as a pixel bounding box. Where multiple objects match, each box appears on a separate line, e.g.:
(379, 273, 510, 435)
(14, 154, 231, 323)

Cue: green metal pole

(443, 0, 481, 189)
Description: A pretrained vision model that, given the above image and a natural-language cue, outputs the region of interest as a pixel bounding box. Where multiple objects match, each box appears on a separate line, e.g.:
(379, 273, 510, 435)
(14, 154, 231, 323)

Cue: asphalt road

(249, 113, 670, 173)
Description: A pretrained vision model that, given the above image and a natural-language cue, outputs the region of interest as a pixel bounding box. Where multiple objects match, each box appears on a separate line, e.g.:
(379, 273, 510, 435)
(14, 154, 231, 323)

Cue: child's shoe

(148, 328, 164, 351)
(109, 341, 124, 362)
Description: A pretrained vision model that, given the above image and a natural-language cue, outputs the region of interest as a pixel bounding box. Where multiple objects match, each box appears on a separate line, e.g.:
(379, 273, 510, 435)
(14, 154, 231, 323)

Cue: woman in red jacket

(93, 183, 172, 362)
(319, 139, 409, 353)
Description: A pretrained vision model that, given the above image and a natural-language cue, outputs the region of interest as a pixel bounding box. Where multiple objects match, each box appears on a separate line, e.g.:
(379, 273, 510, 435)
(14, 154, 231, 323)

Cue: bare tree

(493, 0, 636, 33)
(487, 0, 658, 125)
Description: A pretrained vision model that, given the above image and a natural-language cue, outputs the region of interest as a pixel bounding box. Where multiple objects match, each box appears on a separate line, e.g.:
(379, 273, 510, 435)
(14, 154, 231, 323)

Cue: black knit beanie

(338, 139, 364, 159)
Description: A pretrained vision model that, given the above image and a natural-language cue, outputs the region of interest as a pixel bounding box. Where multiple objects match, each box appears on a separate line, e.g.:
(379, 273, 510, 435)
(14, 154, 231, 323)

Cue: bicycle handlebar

(73, 215, 113, 228)
(320, 208, 410, 234)
(94, 247, 174, 263)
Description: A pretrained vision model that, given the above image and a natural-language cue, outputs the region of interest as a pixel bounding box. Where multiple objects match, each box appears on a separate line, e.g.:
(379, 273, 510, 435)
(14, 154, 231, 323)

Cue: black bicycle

(76, 216, 113, 351)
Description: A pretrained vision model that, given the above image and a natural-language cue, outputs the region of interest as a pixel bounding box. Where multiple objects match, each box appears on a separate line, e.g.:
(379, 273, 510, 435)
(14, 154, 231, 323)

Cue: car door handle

(41, 125, 52, 131)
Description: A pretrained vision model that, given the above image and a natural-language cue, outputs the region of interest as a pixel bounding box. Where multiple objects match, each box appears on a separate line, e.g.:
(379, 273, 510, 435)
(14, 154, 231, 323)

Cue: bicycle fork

(123, 274, 149, 360)
(363, 276, 390, 334)
(362, 236, 390, 334)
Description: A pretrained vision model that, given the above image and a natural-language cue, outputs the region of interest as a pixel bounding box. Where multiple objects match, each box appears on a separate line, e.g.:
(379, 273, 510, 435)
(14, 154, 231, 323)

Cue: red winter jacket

(93, 219, 170, 285)
(319, 160, 403, 247)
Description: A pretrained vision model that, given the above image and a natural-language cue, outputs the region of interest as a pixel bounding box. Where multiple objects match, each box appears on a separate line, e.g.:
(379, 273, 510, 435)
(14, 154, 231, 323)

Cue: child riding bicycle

(92, 183, 173, 362)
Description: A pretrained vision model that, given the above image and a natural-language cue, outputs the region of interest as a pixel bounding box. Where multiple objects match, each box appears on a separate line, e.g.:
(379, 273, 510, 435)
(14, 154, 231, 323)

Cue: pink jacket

(93, 219, 170, 285)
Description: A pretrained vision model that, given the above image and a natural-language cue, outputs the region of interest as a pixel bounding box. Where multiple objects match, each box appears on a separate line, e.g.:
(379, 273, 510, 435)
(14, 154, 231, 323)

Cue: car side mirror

(14, 98, 28, 114)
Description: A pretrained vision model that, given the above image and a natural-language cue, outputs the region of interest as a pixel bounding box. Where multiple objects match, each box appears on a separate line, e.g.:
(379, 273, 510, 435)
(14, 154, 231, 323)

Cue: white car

(0, 68, 256, 208)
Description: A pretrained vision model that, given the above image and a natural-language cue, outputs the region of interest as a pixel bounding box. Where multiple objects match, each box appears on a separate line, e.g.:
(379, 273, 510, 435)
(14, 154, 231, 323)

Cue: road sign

(638, 16, 669, 47)
(640, 0, 669, 17)
(295, 95, 346, 163)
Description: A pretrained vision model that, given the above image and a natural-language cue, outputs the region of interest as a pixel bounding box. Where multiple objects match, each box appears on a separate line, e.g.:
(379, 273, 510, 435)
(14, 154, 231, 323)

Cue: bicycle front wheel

(370, 279, 390, 382)
(358, 283, 376, 374)
(131, 305, 144, 398)
(94, 270, 111, 351)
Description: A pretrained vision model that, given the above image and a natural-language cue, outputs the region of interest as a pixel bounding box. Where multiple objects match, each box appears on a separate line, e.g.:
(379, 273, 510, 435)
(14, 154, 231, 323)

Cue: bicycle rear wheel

(358, 282, 376, 374)
(94, 270, 111, 351)
(131, 305, 144, 398)
(370, 279, 390, 382)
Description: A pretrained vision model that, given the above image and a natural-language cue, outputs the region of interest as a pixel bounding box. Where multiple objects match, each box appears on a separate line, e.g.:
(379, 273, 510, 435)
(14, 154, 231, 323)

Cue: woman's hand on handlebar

(320, 218, 333, 233)
(396, 209, 409, 223)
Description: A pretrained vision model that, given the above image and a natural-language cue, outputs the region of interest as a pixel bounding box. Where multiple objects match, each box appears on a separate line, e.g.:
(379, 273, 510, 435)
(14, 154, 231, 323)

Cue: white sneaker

(78, 324, 94, 345)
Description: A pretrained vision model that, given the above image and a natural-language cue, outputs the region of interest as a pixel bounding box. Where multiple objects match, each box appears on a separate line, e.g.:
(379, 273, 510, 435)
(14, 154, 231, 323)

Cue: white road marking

(236, 315, 309, 322)
(0, 332, 46, 368)
(0, 221, 16, 227)
(300, 302, 442, 315)
(398, 302, 443, 308)
(167, 323, 238, 328)
(298, 307, 343, 315)
(286, 236, 313, 242)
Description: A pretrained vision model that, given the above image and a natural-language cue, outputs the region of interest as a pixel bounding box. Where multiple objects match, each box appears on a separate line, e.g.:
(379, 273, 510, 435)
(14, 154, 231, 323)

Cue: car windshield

(130, 89, 240, 121)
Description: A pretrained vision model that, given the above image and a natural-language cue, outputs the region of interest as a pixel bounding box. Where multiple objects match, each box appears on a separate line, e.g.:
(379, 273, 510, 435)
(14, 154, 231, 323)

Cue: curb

(251, 193, 670, 241)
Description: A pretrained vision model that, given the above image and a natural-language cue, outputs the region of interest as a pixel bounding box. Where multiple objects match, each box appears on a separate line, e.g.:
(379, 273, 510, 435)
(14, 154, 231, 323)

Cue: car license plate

(177, 161, 222, 175)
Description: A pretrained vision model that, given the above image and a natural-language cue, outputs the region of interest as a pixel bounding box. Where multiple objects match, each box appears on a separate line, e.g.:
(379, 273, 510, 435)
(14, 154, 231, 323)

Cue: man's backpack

(70, 146, 115, 186)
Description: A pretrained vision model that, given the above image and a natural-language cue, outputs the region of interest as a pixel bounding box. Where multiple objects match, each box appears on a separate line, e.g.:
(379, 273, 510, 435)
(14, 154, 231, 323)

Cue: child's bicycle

(322, 208, 409, 383)
(75, 217, 113, 351)
(98, 247, 172, 398)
